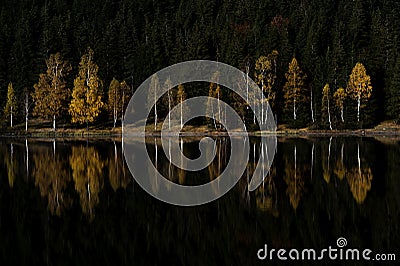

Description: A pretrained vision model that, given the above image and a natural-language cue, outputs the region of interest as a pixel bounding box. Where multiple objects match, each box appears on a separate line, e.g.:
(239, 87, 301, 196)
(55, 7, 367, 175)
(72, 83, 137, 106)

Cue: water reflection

(0, 137, 386, 217)
(0, 136, 399, 265)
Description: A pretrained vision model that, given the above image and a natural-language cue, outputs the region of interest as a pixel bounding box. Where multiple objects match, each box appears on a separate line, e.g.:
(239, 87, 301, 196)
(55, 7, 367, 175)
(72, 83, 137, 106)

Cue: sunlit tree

(4, 82, 17, 128)
(283, 57, 307, 122)
(69, 47, 103, 127)
(322, 84, 333, 130)
(346, 62, 372, 123)
(254, 51, 278, 120)
(334, 87, 346, 123)
(32, 53, 71, 130)
(107, 78, 131, 128)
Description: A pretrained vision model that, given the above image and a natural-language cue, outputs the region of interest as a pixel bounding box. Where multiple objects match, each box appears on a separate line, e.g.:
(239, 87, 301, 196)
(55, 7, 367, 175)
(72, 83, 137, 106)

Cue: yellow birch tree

(334, 87, 346, 123)
(69, 47, 103, 126)
(32, 53, 71, 130)
(346, 62, 372, 123)
(4, 82, 17, 127)
(283, 57, 307, 122)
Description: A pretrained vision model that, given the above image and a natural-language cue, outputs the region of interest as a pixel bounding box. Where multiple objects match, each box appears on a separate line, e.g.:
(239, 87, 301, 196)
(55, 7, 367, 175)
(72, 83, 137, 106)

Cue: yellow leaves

(4, 82, 17, 117)
(334, 87, 346, 109)
(254, 51, 279, 106)
(32, 53, 71, 124)
(69, 48, 104, 125)
(347, 62, 372, 101)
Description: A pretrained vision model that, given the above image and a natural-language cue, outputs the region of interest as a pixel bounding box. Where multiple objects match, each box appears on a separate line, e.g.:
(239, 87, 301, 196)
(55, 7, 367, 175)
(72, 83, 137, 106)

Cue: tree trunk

(53, 115, 56, 131)
(357, 94, 361, 123)
(10, 106, 13, 128)
(341, 107, 344, 123)
(311, 88, 315, 123)
(327, 95, 332, 130)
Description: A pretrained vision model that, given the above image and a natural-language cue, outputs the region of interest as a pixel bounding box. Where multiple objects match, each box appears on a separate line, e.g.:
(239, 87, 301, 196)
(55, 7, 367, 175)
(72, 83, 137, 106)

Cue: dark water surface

(0, 136, 399, 265)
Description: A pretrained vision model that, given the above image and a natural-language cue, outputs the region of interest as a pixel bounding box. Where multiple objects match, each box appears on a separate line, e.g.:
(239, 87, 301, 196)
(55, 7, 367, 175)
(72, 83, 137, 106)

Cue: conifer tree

(69, 47, 103, 127)
(32, 53, 71, 130)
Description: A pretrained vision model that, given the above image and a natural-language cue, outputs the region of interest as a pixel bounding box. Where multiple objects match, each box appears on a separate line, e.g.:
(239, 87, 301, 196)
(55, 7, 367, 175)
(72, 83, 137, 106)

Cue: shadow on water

(0, 136, 399, 265)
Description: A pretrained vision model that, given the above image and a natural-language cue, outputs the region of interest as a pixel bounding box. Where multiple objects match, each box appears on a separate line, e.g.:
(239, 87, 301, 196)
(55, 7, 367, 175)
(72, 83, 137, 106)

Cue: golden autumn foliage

(32, 53, 71, 129)
(346, 62, 372, 122)
(107, 78, 131, 128)
(69, 47, 104, 125)
(283, 57, 307, 121)
(4, 82, 17, 127)
(254, 50, 278, 108)
(334, 87, 346, 123)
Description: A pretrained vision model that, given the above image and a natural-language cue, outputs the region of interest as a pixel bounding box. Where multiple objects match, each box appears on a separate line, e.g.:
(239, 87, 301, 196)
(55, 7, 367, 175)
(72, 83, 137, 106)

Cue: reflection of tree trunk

(26, 139, 29, 179)
(311, 143, 314, 180)
(357, 143, 361, 177)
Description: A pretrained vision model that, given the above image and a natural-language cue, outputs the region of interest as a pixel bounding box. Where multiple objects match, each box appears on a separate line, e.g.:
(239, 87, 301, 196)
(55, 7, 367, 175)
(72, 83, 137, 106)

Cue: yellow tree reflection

(4, 143, 17, 188)
(284, 145, 307, 210)
(108, 142, 131, 191)
(346, 144, 373, 204)
(33, 147, 71, 216)
(334, 143, 346, 180)
(70, 145, 104, 220)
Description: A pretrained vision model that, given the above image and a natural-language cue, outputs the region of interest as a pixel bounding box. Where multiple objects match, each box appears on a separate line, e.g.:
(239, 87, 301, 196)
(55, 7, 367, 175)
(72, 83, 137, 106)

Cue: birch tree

(176, 84, 187, 129)
(334, 87, 346, 123)
(346, 62, 372, 123)
(4, 82, 17, 128)
(322, 84, 333, 130)
(283, 57, 307, 122)
(69, 47, 103, 127)
(32, 53, 71, 130)
(107, 78, 131, 128)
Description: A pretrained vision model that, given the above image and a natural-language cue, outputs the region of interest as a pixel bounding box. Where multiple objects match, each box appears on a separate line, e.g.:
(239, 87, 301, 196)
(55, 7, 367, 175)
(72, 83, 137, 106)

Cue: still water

(0, 136, 399, 265)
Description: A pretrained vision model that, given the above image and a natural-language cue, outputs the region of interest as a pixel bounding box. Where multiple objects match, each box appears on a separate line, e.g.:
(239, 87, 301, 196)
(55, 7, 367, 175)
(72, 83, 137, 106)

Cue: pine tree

(32, 53, 71, 130)
(4, 82, 17, 127)
(69, 47, 104, 127)
(283, 57, 308, 125)
(346, 62, 372, 124)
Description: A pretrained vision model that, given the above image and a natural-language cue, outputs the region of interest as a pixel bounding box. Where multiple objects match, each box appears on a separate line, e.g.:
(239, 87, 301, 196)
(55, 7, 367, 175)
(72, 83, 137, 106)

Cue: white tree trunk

(10, 106, 13, 128)
(357, 94, 361, 123)
(53, 115, 56, 131)
(341, 107, 344, 123)
(311, 89, 315, 123)
(168, 91, 171, 130)
(327, 95, 332, 130)
(154, 93, 157, 131)
(261, 80, 264, 125)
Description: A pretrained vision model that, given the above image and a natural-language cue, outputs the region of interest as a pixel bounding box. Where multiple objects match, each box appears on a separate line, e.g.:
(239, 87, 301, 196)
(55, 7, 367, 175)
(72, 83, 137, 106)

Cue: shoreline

(1, 127, 400, 138)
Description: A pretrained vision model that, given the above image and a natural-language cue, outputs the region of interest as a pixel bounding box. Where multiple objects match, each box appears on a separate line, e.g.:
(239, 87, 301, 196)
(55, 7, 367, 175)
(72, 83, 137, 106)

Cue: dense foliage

(0, 0, 399, 129)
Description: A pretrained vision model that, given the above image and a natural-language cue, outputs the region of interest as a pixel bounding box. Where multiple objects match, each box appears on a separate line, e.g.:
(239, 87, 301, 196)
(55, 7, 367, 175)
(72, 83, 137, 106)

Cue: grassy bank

(1, 119, 400, 138)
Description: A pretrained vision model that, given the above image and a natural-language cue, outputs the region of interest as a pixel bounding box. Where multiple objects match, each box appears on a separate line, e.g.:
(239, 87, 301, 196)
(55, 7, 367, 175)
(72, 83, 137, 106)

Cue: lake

(0, 136, 399, 265)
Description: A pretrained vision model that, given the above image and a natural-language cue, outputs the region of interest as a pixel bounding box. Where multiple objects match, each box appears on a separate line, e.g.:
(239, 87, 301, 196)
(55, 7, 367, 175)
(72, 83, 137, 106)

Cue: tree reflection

(4, 143, 16, 188)
(346, 143, 373, 204)
(32, 146, 71, 216)
(334, 143, 346, 180)
(283, 144, 308, 210)
(70, 145, 104, 220)
(107, 142, 131, 191)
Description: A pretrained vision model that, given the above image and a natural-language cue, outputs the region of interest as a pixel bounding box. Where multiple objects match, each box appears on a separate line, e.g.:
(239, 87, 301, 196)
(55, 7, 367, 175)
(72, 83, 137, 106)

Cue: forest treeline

(1, 0, 400, 130)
